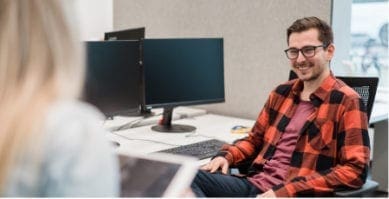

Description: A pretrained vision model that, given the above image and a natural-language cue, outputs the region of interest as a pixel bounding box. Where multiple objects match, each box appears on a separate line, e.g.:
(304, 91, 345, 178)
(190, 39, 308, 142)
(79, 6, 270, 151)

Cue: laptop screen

(118, 153, 197, 197)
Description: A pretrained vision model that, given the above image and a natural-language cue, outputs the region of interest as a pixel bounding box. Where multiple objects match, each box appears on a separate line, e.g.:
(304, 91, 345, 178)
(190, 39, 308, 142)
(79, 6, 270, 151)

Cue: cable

(184, 131, 219, 140)
(110, 131, 180, 147)
(111, 113, 162, 131)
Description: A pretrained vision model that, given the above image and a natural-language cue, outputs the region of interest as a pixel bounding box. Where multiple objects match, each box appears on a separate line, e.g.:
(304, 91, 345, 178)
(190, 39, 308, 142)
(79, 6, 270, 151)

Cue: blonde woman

(0, 0, 119, 196)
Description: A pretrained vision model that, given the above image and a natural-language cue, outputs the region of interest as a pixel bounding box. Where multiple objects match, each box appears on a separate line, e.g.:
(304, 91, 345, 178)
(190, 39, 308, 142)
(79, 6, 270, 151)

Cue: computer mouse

(231, 125, 251, 134)
(111, 141, 120, 147)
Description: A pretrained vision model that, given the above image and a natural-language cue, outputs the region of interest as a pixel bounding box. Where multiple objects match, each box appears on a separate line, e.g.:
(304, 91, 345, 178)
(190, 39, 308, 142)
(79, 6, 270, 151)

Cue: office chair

(288, 71, 378, 121)
(289, 70, 380, 196)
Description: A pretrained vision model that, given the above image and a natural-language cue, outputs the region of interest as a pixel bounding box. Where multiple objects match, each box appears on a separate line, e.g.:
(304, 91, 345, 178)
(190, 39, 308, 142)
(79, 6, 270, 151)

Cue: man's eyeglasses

(284, 44, 328, 59)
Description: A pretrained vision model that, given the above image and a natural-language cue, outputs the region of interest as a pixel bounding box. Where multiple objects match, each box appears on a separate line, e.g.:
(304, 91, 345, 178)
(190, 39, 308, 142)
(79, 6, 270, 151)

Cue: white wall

(331, 0, 352, 75)
(74, 0, 113, 41)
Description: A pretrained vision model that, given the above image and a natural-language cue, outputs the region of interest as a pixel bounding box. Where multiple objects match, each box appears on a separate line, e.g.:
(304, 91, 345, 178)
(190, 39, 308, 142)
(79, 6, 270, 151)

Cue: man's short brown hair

(287, 16, 333, 46)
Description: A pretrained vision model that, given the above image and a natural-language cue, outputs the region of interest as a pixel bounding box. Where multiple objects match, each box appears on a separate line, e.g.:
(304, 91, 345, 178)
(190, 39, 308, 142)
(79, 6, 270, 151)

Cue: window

(333, 0, 388, 103)
(349, 0, 388, 90)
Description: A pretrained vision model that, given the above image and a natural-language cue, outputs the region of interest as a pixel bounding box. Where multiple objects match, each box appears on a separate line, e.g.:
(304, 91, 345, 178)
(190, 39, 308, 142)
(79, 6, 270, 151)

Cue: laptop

(118, 152, 198, 197)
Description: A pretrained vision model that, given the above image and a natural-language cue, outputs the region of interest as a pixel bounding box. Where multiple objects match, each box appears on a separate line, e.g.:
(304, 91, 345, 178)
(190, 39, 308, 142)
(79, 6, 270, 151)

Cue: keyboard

(156, 139, 227, 159)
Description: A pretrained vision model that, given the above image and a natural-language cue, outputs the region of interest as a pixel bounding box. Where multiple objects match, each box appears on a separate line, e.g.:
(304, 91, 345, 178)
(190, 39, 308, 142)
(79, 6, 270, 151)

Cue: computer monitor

(104, 27, 152, 116)
(83, 41, 142, 118)
(104, 27, 145, 41)
(143, 38, 225, 132)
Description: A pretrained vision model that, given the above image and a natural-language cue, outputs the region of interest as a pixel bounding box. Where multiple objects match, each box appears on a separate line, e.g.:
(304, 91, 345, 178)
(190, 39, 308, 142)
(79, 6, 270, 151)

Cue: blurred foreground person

(0, 0, 119, 196)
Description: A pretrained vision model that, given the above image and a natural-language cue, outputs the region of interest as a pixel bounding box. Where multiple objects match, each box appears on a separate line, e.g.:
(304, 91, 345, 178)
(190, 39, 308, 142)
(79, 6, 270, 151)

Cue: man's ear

(326, 43, 335, 61)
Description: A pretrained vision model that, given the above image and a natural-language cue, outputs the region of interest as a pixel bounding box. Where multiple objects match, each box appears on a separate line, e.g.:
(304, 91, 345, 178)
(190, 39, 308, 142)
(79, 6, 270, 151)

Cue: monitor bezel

(84, 40, 142, 118)
(104, 27, 145, 41)
(142, 38, 225, 110)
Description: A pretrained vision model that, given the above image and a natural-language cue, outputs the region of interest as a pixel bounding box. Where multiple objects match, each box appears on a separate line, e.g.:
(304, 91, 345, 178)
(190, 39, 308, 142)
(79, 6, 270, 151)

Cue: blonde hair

(0, 0, 84, 192)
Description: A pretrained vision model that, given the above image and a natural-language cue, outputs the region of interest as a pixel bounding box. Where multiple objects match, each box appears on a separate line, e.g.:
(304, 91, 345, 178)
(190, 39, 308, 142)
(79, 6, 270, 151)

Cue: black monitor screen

(84, 41, 141, 117)
(104, 27, 145, 41)
(143, 38, 225, 108)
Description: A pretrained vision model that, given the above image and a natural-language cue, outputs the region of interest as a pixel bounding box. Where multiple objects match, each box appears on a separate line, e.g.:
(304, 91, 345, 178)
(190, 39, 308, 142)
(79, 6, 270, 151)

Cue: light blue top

(4, 100, 120, 197)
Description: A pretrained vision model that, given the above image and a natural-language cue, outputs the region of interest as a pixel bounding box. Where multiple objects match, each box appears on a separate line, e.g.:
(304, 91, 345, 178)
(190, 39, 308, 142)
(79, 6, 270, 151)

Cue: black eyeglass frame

(284, 44, 329, 59)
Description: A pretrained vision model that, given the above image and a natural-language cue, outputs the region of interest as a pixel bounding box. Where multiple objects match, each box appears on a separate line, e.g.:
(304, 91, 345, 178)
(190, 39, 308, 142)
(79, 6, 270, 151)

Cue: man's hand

(257, 189, 276, 198)
(200, 156, 229, 174)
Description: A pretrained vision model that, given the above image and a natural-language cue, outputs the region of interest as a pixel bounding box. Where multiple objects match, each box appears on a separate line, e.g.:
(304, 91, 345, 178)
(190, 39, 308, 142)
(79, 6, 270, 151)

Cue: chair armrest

(334, 179, 379, 197)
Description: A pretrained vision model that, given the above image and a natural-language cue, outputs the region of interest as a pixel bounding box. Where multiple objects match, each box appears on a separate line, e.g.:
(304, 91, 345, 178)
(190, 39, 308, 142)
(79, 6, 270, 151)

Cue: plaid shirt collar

(290, 72, 337, 107)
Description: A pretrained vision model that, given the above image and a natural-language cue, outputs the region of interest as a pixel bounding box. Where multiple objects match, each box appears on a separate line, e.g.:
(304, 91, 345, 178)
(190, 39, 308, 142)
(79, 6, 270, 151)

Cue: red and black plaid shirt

(218, 73, 370, 197)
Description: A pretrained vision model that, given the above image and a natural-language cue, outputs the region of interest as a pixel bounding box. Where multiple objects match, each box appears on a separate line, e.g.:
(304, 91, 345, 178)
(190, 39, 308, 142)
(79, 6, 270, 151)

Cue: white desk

(106, 112, 253, 166)
(109, 113, 252, 152)
(370, 101, 389, 192)
(104, 106, 207, 131)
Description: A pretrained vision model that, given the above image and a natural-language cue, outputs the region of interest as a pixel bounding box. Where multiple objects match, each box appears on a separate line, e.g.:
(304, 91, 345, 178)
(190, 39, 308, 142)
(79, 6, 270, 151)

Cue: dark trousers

(191, 170, 262, 197)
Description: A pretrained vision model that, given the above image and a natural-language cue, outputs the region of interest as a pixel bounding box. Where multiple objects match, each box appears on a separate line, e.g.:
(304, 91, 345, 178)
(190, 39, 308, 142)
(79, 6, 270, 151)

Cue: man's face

(287, 28, 334, 82)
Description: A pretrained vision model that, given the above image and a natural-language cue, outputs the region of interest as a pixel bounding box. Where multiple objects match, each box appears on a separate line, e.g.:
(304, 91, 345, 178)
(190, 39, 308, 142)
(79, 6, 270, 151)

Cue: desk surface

(106, 113, 254, 166)
(108, 113, 253, 154)
(371, 90, 389, 124)
(104, 106, 207, 131)
(370, 101, 389, 124)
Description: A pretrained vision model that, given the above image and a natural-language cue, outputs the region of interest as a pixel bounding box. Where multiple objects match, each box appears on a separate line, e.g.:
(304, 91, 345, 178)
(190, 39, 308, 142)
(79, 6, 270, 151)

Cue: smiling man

(190, 16, 370, 197)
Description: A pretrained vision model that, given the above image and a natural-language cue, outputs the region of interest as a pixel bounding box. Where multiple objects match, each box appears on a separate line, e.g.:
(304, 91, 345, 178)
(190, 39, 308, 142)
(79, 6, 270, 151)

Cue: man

(191, 16, 370, 197)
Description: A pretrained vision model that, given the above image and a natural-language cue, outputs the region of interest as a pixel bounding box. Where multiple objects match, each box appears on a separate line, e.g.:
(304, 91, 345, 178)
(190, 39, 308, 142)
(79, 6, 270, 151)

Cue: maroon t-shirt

(248, 100, 314, 191)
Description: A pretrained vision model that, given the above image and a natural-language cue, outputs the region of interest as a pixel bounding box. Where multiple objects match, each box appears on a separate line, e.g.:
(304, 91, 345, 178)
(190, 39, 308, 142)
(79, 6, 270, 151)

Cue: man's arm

(215, 93, 276, 166)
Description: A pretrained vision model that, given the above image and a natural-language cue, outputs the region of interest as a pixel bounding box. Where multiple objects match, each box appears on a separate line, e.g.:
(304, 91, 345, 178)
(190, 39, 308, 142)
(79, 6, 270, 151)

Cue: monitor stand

(151, 107, 196, 133)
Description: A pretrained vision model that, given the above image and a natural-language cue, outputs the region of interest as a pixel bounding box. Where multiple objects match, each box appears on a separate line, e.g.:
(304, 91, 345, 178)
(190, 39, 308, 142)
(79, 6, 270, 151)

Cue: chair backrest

(288, 70, 379, 122)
